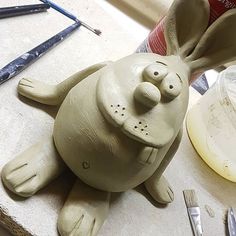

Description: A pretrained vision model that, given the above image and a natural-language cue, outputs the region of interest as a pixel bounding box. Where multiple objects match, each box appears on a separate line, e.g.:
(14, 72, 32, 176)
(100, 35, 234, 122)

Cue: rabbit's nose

(134, 82, 161, 108)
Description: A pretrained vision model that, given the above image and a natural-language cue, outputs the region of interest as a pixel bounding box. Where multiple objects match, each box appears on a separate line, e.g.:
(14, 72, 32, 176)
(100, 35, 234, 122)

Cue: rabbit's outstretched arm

(56, 61, 111, 103)
(144, 128, 182, 204)
(18, 61, 111, 105)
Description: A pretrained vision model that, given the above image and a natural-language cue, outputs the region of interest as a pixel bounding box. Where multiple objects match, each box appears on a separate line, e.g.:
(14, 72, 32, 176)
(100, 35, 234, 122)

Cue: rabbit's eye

(143, 64, 168, 84)
(159, 73, 182, 100)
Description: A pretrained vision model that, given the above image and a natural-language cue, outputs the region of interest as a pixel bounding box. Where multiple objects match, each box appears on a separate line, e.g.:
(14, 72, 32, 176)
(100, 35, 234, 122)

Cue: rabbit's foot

(58, 179, 110, 236)
(144, 175, 174, 204)
(1, 137, 66, 197)
(18, 78, 60, 105)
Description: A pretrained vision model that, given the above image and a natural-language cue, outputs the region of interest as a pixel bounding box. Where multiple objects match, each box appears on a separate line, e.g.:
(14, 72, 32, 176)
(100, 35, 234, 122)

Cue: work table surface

(0, 1, 235, 235)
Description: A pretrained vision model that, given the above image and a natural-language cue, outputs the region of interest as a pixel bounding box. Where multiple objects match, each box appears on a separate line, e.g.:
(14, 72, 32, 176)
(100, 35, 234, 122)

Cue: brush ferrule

(187, 207, 203, 236)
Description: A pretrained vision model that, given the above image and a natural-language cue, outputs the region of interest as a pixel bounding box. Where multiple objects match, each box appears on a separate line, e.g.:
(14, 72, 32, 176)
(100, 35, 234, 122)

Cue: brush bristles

(183, 189, 198, 208)
(94, 29, 102, 36)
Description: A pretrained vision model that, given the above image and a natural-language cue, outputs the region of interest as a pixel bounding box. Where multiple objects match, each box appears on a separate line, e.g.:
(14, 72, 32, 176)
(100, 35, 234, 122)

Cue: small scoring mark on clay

(145, 125, 148, 128)
(121, 114, 124, 116)
(146, 133, 148, 135)
(117, 104, 120, 107)
(139, 121, 142, 124)
(154, 71, 159, 76)
(115, 110, 118, 113)
(169, 85, 173, 89)
(134, 126, 138, 129)
(111, 105, 113, 107)
(141, 129, 144, 131)
(82, 161, 90, 169)
(122, 107, 125, 110)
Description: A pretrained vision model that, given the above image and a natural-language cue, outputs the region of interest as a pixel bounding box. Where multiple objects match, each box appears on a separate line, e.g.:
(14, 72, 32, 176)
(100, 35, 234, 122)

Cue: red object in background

(148, 17, 166, 56)
(137, 0, 236, 55)
(208, 0, 236, 23)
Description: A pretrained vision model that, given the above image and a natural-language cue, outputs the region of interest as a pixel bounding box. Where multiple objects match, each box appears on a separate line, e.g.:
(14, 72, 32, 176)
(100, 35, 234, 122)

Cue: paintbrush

(183, 189, 203, 236)
(0, 4, 50, 19)
(0, 22, 80, 85)
(39, 0, 101, 36)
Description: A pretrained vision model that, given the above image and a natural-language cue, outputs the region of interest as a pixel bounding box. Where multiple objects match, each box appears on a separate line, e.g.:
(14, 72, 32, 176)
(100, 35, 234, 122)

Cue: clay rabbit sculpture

(2, 0, 236, 235)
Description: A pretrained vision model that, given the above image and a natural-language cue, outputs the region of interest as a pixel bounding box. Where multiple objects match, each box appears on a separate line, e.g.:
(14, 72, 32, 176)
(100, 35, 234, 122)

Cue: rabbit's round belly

(53, 79, 158, 192)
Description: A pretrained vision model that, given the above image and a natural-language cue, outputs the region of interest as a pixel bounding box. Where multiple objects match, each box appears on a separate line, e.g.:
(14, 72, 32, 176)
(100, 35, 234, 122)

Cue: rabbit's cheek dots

(159, 73, 182, 100)
(134, 82, 161, 108)
(142, 63, 168, 84)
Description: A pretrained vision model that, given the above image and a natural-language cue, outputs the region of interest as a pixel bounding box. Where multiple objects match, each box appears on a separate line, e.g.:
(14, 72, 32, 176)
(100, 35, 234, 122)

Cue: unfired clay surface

(2, 0, 236, 235)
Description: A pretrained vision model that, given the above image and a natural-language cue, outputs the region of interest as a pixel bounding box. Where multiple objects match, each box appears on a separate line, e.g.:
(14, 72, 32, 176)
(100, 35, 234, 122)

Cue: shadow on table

(134, 184, 168, 209)
(110, 184, 168, 209)
(106, 0, 155, 29)
(1, 170, 75, 203)
(18, 94, 59, 119)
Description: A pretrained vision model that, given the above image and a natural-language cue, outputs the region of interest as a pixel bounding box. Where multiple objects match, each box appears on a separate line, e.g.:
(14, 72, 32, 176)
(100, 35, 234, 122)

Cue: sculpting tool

(39, 0, 101, 36)
(228, 207, 236, 236)
(183, 189, 203, 236)
(0, 22, 80, 85)
(0, 4, 50, 19)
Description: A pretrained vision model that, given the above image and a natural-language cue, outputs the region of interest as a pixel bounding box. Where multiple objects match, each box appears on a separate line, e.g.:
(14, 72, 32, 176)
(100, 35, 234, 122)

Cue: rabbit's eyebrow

(176, 73, 182, 83)
(156, 61, 167, 66)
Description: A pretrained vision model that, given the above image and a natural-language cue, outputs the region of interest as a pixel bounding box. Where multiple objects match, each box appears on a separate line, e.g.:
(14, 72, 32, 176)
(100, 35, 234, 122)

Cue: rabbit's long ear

(187, 9, 236, 72)
(164, 0, 209, 57)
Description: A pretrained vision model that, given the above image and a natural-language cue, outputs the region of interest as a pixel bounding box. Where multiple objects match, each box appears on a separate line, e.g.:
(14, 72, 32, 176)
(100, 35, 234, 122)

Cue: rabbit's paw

(58, 180, 110, 236)
(18, 78, 59, 105)
(1, 139, 65, 197)
(58, 210, 100, 236)
(2, 159, 40, 197)
(145, 175, 174, 204)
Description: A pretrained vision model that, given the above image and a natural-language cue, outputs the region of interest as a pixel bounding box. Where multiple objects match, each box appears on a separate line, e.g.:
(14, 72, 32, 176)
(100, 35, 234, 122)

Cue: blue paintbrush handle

(40, 0, 78, 22)
(0, 22, 80, 85)
(0, 4, 50, 19)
